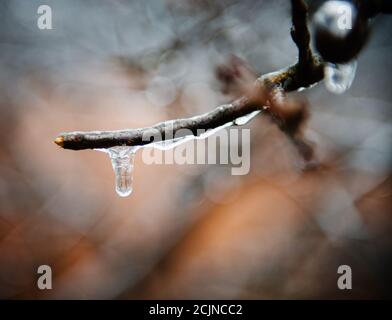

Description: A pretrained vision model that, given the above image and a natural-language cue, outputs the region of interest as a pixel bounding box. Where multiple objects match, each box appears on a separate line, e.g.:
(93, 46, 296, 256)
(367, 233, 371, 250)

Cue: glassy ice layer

(324, 60, 357, 94)
(96, 146, 137, 197)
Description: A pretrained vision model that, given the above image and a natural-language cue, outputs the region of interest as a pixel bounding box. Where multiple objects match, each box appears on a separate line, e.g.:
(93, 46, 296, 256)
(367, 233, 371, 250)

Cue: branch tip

(54, 136, 64, 148)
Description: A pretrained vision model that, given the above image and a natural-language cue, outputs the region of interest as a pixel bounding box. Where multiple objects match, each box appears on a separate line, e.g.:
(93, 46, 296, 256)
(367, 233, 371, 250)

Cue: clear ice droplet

(96, 146, 136, 197)
(324, 60, 357, 94)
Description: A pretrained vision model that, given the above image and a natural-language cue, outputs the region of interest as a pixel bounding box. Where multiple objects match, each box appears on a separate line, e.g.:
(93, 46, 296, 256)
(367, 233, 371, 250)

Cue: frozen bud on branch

(312, 0, 370, 64)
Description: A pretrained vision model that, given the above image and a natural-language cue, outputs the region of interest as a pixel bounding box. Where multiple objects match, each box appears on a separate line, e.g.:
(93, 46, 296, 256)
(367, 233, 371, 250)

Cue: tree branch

(54, 0, 324, 151)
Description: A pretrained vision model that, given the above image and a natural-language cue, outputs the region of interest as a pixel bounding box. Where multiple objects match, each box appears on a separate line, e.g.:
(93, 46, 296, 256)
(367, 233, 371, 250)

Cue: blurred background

(0, 0, 391, 299)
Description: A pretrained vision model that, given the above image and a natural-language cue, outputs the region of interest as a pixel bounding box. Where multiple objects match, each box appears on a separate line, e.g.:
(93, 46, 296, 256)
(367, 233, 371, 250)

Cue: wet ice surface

(324, 60, 357, 94)
(96, 146, 137, 197)
(313, 1, 357, 39)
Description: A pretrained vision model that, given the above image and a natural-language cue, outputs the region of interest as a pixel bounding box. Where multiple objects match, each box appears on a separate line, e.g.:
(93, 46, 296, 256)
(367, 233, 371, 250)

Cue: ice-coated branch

(54, 0, 324, 151)
(55, 96, 260, 150)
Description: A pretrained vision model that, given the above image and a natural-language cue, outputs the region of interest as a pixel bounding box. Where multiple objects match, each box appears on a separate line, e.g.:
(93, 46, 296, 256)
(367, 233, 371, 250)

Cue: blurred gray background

(0, 0, 391, 299)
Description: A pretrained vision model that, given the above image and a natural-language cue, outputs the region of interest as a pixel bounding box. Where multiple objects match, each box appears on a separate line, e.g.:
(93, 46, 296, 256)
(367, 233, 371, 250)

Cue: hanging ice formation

(324, 60, 357, 94)
(95, 146, 137, 197)
(95, 108, 261, 197)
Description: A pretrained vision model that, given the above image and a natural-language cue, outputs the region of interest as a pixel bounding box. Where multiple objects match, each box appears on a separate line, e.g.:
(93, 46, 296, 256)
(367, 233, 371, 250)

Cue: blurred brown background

(0, 0, 391, 299)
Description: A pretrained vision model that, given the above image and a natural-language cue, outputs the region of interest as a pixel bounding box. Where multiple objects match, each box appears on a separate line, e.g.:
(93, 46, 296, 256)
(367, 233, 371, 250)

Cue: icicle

(96, 146, 137, 197)
(324, 60, 357, 94)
